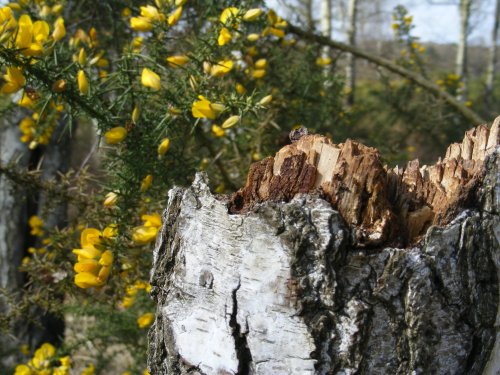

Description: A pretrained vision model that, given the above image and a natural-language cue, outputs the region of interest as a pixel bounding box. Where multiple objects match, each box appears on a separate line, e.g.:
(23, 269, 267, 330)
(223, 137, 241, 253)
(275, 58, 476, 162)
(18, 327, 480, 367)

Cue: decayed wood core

(229, 117, 500, 246)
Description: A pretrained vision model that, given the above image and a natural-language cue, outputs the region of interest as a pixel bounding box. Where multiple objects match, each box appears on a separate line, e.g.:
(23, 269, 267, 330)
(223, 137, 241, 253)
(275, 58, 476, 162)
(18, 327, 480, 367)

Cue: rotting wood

(229, 116, 500, 247)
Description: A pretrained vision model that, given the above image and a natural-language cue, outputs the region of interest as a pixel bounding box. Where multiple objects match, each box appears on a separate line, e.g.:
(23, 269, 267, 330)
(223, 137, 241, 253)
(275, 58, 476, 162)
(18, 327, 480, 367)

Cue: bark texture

(0, 112, 30, 370)
(149, 120, 500, 375)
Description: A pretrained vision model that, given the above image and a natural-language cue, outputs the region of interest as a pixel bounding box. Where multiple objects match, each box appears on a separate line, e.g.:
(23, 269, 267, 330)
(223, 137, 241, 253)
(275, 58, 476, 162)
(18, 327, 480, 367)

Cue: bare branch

(286, 23, 486, 125)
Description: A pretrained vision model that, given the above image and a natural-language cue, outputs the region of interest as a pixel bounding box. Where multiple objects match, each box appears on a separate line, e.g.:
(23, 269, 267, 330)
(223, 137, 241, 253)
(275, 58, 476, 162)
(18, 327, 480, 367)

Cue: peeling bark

(148, 119, 500, 375)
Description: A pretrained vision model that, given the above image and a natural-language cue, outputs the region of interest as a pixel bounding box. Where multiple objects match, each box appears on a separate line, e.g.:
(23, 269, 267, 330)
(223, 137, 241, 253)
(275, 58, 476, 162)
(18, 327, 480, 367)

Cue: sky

(266, 0, 498, 45)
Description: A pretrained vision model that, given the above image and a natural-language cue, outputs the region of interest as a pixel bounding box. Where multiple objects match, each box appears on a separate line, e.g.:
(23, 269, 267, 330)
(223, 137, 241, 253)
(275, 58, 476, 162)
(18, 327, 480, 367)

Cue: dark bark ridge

(148, 121, 499, 375)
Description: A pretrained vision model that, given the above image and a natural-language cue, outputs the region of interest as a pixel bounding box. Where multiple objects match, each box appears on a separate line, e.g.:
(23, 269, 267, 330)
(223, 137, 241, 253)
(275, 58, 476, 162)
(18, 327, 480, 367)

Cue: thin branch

(0, 162, 93, 207)
(0, 49, 113, 127)
(286, 23, 486, 125)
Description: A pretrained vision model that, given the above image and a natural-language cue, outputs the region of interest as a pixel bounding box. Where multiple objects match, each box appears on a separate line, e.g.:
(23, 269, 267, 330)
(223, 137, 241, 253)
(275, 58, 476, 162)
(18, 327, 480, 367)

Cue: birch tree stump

(148, 118, 500, 375)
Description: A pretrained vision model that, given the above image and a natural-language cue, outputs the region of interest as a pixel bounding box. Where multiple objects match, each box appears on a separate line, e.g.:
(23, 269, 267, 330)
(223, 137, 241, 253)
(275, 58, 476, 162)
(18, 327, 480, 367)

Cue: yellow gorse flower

(104, 127, 127, 144)
(132, 105, 140, 123)
(141, 68, 161, 90)
(140, 174, 153, 192)
(220, 7, 239, 24)
(254, 58, 267, 69)
(73, 228, 113, 289)
(243, 8, 263, 22)
(316, 56, 332, 66)
(131, 36, 143, 52)
(1, 66, 25, 94)
(252, 69, 266, 79)
(157, 138, 170, 156)
(132, 213, 162, 244)
(191, 95, 224, 120)
(218, 27, 232, 46)
(77, 69, 89, 95)
(130, 5, 164, 31)
(0, 7, 17, 37)
(210, 58, 233, 77)
(15, 14, 50, 56)
(78, 48, 86, 65)
(140, 5, 164, 22)
(52, 17, 65, 41)
(81, 363, 95, 375)
(168, 6, 183, 26)
(221, 115, 240, 129)
(103, 192, 118, 207)
(130, 16, 152, 32)
(166, 55, 189, 68)
(259, 94, 272, 106)
(137, 312, 154, 328)
(247, 33, 259, 42)
(211, 124, 225, 137)
(28, 215, 44, 236)
(236, 83, 246, 94)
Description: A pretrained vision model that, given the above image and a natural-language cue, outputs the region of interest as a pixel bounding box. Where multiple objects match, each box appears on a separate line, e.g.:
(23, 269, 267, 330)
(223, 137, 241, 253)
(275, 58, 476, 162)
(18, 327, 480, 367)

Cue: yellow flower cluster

(17, 99, 63, 148)
(28, 215, 44, 236)
(263, 9, 287, 38)
(217, 7, 266, 46)
(72, 227, 116, 289)
(0, 9, 66, 94)
(121, 280, 152, 308)
(104, 126, 128, 144)
(14, 342, 71, 375)
(129, 3, 184, 32)
(137, 312, 154, 328)
(132, 213, 162, 245)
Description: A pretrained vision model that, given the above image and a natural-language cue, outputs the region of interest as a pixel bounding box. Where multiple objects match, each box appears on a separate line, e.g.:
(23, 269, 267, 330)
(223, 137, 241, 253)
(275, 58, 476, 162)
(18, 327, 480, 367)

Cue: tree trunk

(320, 0, 332, 71)
(301, 0, 315, 31)
(456, 0, 473, 101)
(485, 0, 499, 103)
(0, 117, 69, 371)
(0, 111, 30, 371)
(345, 0, 359, 106)
(148, 118, 500, 375)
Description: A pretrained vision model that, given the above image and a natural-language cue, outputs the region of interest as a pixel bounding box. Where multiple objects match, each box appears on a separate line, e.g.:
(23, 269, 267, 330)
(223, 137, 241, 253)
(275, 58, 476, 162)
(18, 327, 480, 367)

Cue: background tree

(485, 0, 499, 107)
(345, 0, 359, 105)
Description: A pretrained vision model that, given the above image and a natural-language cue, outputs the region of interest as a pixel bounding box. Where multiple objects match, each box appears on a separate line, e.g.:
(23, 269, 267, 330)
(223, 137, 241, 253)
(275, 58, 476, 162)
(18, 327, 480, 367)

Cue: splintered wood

(229, 117, 500, 246)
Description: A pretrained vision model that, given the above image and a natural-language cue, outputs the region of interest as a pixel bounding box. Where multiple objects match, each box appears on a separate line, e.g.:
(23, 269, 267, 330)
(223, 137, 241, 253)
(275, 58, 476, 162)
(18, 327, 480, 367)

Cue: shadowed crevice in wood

(229, 117, 500, 247)
(229, 281, 253, 375)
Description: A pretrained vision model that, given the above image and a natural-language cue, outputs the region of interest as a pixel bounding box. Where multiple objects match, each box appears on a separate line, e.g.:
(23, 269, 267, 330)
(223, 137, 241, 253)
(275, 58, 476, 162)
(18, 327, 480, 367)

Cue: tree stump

(148, 118, 500, 375)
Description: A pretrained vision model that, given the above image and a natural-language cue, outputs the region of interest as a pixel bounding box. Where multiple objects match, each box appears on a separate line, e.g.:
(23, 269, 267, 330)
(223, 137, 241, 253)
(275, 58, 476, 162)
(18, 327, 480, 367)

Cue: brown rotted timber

(148, 117, 499, 375)
(230, 117, 499, 247)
